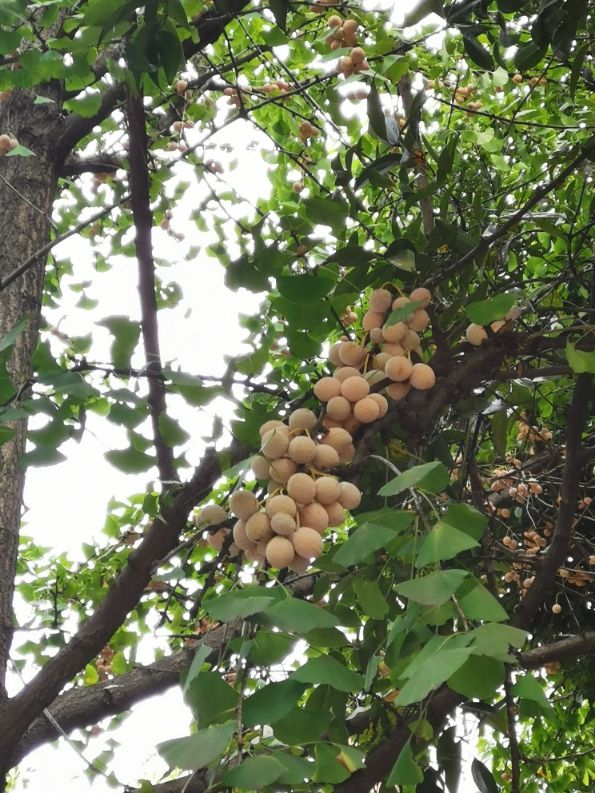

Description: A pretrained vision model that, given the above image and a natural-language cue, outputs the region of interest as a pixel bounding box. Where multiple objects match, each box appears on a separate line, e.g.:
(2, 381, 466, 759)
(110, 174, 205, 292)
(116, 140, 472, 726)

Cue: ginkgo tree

(0, 0, 594, 791)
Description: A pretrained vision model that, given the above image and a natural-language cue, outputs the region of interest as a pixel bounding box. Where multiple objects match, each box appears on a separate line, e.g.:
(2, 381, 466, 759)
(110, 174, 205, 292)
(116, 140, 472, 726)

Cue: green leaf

(104, 447, 155, 474)
(157, 721, 235, 770)
(0, 317, 29, 354)
(378, 461, 450, 496)
(262, 598, 339, 633)
(354, 153, 401, 190)
(463, 35, 494, 70)
(276, 274, 335, 303)
(269, 0, 290, 31)
(396, 569, 469, 606)
(243, 679, 304, 727)
(157, 413, 190, 447)
(441, 503, 487, 540)
(565, 342, 595, 374)
(204, 591, 276, 623)
(512, 673, 553, 711)
(183, 643, 212, 695)
(274, 708, 332, 745)
(385, 297, 423, 325)
(157, 23, 184, 83)
(353, 578, 388, 619)
(471, 758, 499, 793)
(386, 739, 424, 786)
(185, 670, 238, 726)
(275, 752, 313, 784)
(395, 647, 472, 706)
(303, 197, 348, 236)
(514, 41, 547, 71)
(291, 655, 364, 693)
(457, 580, 509, 622)
(248, 630, 296, 666)
(465, 293, 516, 325)
(333, 511, 414, 567)
(97, 316, 141, 369)
(415, 523, 479, 568)
(21, 446, 67, 467)
(490, 410, 508, 459)
(471, 623, 527, 658)
(221, 755, 285, 789)
(448, 655, 505, 699)
(366, 80, 388, 142)
(6, 144, 36, 157)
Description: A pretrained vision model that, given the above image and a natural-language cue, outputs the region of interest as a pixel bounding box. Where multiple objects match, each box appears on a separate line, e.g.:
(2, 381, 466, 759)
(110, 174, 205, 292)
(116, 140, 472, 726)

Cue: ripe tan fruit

(512, 73, 523, 84)
(369, 327, 384, 344)
(353, 396, 380, 423)
(385, 355, 413, 382)
(368, 392, 388, 417)
(407, 309, 430, 333)
(195, 504, 227, 527)
(314, 376, 342, 401)
(343, 415, 361, 434)
(321, 427, 352, 451)
(339, 481, 362, 509)
(266, 494, 297, 517)
(292, 526, 323, 559)
(341, 375, 370, 402)
(176, 79, 188, 94)
(233, 520, 253, 551)
(314, 443, 340, 470)
(208, 528, 228, 550)
(401, 330, 420, 351)
(386, 381, 411, 401)
(266, 536, 295, 568)
(287, 472, 317, 504)
(338, 341, 365, 367)
(322, 416, 343, 430)
(289, 554, 310, 573)
(288, 436, 318, 464)
(466, 323, 487, 346)
(269, 456, 298, 484)
(381, 342, 405, 357)
(259, 419, 288, 438)
(339, 56, 353, 74)
(373, 352, 392, 370)
(245, 542, 266, 564)
(551, 603, 562, 614)
(362, 310, 384, 331)
(334, 366, 362, 382)
(382, 321, 407, 343)
(271, 512, 297, 536)
(299, 502, 329, 533)
(315, 476, 341, 504)
(251, 455, 270, 479)
(409, 363, 436, 390)
(245, 512, 273, 542)
(230, 490, 259, 520)
(261, 428, 290, 459)
(326, 395, 352, 421)
(288, 408, 318, 431)
(328, 14, 342, 27)
(409, 287, 432, 308)
(338, 443, 356, 464)
(350, 47, 366, 65)
(490, 320, 506, 333)
(325, 500, 346, 526)
(328, 341, 344, 366)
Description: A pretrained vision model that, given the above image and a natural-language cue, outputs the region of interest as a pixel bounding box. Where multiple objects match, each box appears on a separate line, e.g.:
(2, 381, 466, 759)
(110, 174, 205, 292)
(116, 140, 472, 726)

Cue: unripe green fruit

(385, 355, 413, 382)
(409, 362, 436, 390)
(287, 472, 317, 504)
(339, 481, 362, 509)
(245, 512, 273, 542)
(325, 500, 346, 526)
(353, 396, 380, 423)
(292, 527, 323, 559)
(288, 408, 317, 431)
(269, 457, 298, 484)
(314, 376, 342, 401)
(229, 490, 259, 520)
(271, 512, 297, 535)
(369, 288, 392, 312)
(299, 502, 329, 533)
(261, 428, 290, 459)
(195, 504, 227, 527)
(266, 494, 297, 517)
(288, 435, 318, 464)
(266, 536, 295, 568)
(326, 395, 351, 421)
(315, 476, 341, 505)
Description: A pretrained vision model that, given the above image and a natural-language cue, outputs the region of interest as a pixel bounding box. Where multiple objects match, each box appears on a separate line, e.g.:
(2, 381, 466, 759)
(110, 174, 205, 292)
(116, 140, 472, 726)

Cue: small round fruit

(339, 481, 362, 509)
(326, 395, 352, 421)
(245, 512, 273, 543)
(316, 476, 341, 504)
(328, 14, 342, 27)
(259, 419, 288, 438)
(491, 320, 506, 333)
(194, 504, 227, 527)
(341, 375, 370, 402)
(382, 321, 407, 343)
(370, 288, 392, 312)
(208, 528, 228, 550)
(288, 436, 318, 464)
(288, 408, 317, 431)
(287, 472, 317, 504)
(328, 342, 343, 366)
(409, 363, 436, 390)
(343, 415, 361, 434)
(245, 542, 266, 564)
(251, 455, 270, 480)
(176, 79, 188, 94)
(338, 443, 356, 464)
(271, 512, 297, 536)
(381, 343, 405, 357)
(386, 381, 411, 401)
(233, 520, 253, 551)
(409, 287, 432, 308)
(321, 427, 352, 451)
(325, 501, 346, 526)
(334, 366, 362, 382)
(466, 324, 487, 346)
(350, 47, 366, 65)
(292, 526, 323, 559)
(407, 309, 430, 333)
(269, 456, 298, 484)
(261, 428, 290, 459)
(369, 327, 384, 344)
(266, 494, 297, 517)
(353, 397, 380, 423)
(314, 376, 342, 401)
(401, 330, 420, 352)
(314, 443, 340, 470)
(385, 356, 413, 382)
(368, 392, 389, 417)
(373, 352, 392, 370)
(299, 502, 330, 533)
(551, 603, 562, 614)
(342, 18, 358, 36)
(289, 554, 310, 573)
(229, 490, 259, 520)
(338, 341, 365, 367)
(266, 536, 295, 568)
(362, 310, 384, 331)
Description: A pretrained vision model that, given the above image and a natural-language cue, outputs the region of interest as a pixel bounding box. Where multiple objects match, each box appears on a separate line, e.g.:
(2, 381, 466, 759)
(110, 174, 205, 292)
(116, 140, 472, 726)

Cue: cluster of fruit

(516, 415, 553, 444)
(465, 305, 520, 347)
(325, 16, 358, 49)
(298, 120, 320, 142)
(0, 133, 18, 155)
(95, 645, 114, 682)
(337, 48, 369, 77)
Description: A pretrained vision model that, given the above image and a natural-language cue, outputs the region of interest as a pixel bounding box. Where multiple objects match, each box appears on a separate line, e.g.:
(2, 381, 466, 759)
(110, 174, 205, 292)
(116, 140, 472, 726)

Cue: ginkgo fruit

(266, 494, 297, 517)
(369, 288, 392, 312)
(314, 376, 342, 401)
(382, 321, 407, 343)
(314, 443, 340, 469)
(195, 504, 227, 526)
(321, 427, 353, 451)
(353, 397, 380, 423)
(315, 476, 341, 504)
(325, 500, 346, 526)
(266, 536, 295, 568)
(326, 395, 352, 421)
(466, 323, 488, 346)
(251, 455, 270, 479)
(269, 457, 298, 483)
(341, 375, 369, 402)
(245, 512, 273, 542)
(271, 512, 297, 536)
(288, 408, 317, 431)
(338, 341, 365, 366)
(232, 520, 253, 551)
(292, 526, 323, 559)
(409, 362, 436, 390)
(261, 428, 290, 459)
(338, 482, 362, 509)
(299, 502, 330, 533)
(288, 436, 318, 464)
(287, 472, 317, 504)
(334, 366, 362, 382)
(385, 356, 413, 382)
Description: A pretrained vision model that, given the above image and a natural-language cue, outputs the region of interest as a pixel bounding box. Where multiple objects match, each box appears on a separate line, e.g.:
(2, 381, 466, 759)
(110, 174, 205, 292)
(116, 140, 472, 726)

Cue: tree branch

(519, 633, 595, 669)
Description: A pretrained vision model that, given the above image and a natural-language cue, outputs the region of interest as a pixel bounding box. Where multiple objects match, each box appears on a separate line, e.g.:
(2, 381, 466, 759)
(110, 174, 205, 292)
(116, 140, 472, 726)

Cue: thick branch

(59, 153, 124, 177)
(519, 633, 595, 669)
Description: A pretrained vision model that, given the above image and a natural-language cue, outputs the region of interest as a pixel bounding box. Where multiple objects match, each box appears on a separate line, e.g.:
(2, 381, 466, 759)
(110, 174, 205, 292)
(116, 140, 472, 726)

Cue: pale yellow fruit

(208, 528, 228, 550)
(382, 321, 407, 344)
(386, 381, 411, 401)
(368, 392, 388, 417)
(339, 482, 362, 510)
(261, 428, 290, 459)
(328, 342, 343, 366)
(362, 310, 384, 331)
(233, 520, 253, 551)
(251, 455, 270, 480)
(409, 363, 436, 390)
(292, 526, 323, 559)
(338, 341, 365, 367)
(287, 472, 317, 504)
(466, 323, 487, 346)
(326, 395, 352, 421)
(353, 396, 380, 423)
(315, 476, 341, 504)
(314, 376, 342, 401)
(245, 512, 273, 543)
(299, 502, 329, 533)
(229, 490, 259, 520)
(314, 443, 340, 470)
(288, 435, 318, 464)
(288, 408, 317, 432)
(407, 309, 430, 332)
(269, 457, 298, 484)
(373, 352, 392, 370)
(321, 427, 352, 451)
(370, 288, 393, 313)
(289, 554, 310, 573)
(325, 500, 346, 526)
(369, 327, 384, 344)
(259, 419, 288, 438)
(266, 536, 295, 568)
(271, 512, 297, 536)
(385, 355, 413, 382)
(341, 375, 370, 402)
(381, 342, 405, 357)
(194, 504, 227, 527)
(409, 287, 432, 308)
(266, 494, 297, 518)
(334, 365, 362, 382)
(338, 443, 356, 464)
(491, 320, 506, 333)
